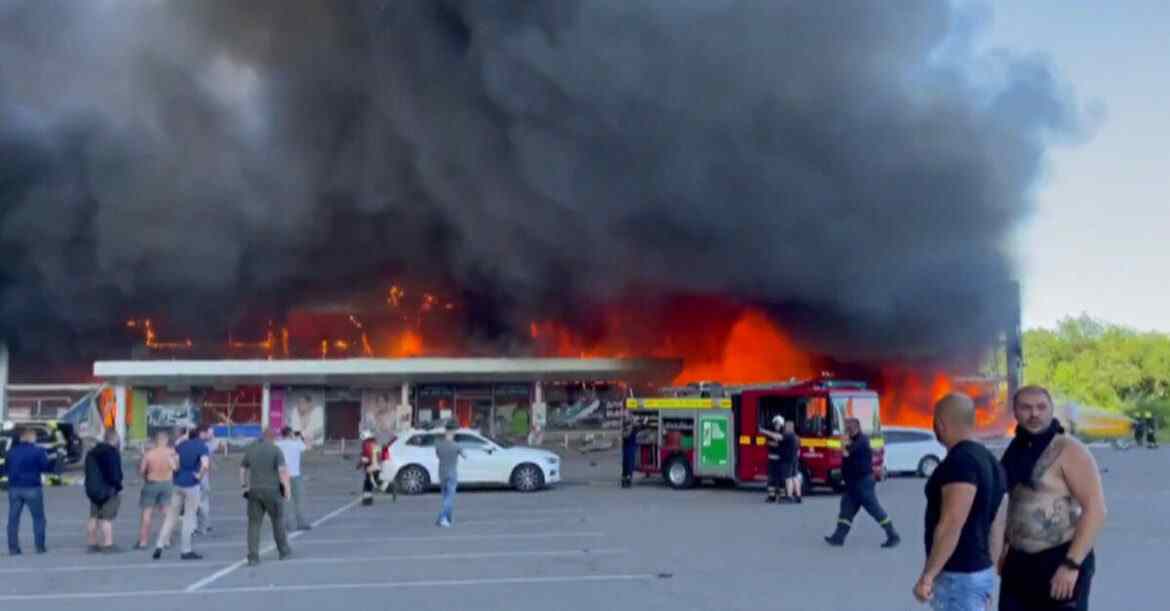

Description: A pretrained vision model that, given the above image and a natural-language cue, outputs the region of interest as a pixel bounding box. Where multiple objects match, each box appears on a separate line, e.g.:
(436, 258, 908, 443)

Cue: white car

(882, 426, 948, 477)
(381, 428, 561, 494)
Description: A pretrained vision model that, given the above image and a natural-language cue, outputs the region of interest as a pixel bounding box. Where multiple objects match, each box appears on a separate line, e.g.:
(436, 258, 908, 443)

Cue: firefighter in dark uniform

(621, 414, 638, 489)
(358, 430, 379, 506)
(761, 415, 785, 503)
(824, 417, 900, 548)
(1146, 412, 1159, 448)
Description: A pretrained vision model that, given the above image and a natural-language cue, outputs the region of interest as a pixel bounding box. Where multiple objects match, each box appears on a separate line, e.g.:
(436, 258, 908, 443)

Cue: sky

(985, 0, 1170, 332)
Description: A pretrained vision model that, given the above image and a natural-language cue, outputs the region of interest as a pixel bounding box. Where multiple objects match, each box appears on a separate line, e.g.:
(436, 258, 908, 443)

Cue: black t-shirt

(924, 440, 1007, 573)
(777, 432, 799, 464)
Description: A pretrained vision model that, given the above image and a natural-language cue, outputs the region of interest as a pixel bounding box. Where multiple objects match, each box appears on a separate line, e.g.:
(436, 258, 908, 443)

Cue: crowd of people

(3, 383, 1110, 609)
(5, 420, 461, 562)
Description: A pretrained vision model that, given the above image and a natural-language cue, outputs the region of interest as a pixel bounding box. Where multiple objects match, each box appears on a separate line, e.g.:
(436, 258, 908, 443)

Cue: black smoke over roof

(0, 1, 1082, 376)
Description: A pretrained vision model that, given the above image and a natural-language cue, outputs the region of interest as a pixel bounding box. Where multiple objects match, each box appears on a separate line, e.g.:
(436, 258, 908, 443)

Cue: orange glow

(877, 367, 1010, 432)
(388, 330, 424, 358)
(123, 284, 1005, 431)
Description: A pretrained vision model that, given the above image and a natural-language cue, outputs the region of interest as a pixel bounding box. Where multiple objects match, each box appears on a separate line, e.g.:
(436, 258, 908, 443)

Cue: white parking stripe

(185, 497, 360, 592)
(190, 531, 607, 549)
(0, 548, 626, 575)
(0, 574, 655, 601)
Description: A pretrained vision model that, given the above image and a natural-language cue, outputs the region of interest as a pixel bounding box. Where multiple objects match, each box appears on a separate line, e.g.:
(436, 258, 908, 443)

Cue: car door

(882, 431, 909, 472)
(402, 433, 441, 483)
(453, 433, 495, 483)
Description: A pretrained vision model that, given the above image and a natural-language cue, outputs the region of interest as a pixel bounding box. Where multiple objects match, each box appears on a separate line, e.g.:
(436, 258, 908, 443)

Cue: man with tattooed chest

(998, 386, 1107, 610)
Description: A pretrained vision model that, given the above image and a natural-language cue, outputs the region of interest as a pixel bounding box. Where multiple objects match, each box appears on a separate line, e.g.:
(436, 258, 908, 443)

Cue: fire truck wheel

(510, 463, 545, 492)
(917, 455, 941, 478)
(395, 465, 431, 495)
(664, 456, 695, 489)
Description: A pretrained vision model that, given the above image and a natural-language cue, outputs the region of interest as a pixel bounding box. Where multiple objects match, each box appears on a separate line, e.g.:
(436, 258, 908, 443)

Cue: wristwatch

(1061, 557, 1082, 571)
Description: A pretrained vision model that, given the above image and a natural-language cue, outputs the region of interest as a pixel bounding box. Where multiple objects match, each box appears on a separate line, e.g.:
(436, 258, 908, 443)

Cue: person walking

(435, 421, 464, 528)
(913, 394, 1008, 610)
(358, 430, 379, 506)
(825, 417, 901, 548)
(275, 427, 311, 531)
(5, 427, 51, 555)
(196, 427, 217, 536)
(241, 428, 293, 566)
(998, 386, 1106, 610)
(136, 431, 178, 549)
(84, 429, 124, 553)
(154, 425, 210, 560)
(620, 413, 638, 489)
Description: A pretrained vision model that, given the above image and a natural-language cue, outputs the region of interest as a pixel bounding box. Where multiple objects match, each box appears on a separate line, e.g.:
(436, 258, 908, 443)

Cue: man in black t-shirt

(914, 394, 1008, 610)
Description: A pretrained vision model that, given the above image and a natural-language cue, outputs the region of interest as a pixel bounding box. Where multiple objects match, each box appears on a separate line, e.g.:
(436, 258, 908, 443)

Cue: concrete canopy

(93, 357, 683, 388)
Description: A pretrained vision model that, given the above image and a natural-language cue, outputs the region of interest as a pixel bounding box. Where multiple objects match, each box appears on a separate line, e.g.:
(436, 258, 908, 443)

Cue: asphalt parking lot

(1, 444, 1166, 610)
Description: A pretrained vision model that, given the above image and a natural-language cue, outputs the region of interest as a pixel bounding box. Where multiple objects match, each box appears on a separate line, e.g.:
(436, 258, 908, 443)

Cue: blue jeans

(7, 486, 47, 553)
(931, 568, 998, 611)
(437, 478, 457, 524)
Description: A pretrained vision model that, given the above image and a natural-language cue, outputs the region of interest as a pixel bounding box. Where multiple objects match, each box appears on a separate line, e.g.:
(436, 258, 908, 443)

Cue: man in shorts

(136, 431, 177, 549)
(84, 429, 124, 553)
(154, 425, 210, 560)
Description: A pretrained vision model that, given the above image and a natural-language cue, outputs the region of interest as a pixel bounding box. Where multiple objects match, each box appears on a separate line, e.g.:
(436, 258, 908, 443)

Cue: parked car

(381, 428, 561, 494)
(0, 420, 82, 472)
(882, 426, 947, 477)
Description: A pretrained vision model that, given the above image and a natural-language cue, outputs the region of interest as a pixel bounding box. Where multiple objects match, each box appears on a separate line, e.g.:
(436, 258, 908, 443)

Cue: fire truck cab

(625, 379, 885, 492)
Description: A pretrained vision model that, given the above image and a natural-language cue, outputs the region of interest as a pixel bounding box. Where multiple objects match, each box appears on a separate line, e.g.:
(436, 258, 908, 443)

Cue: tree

(1023, 315, 1170, 426)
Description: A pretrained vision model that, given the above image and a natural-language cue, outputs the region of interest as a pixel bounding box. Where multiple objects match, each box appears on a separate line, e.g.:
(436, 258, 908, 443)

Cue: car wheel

(917, 455, 941, 478)
(395, 465, 430, 495)
(664, 456, 695, 489)
(510, 463, 545, 492)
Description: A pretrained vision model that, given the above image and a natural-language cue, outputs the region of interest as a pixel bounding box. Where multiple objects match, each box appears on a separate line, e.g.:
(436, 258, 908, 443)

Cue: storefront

(93, 358, 680, 444)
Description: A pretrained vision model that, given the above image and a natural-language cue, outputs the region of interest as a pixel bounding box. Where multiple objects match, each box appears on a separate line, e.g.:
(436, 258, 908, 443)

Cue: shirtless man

(998, 385, 1107, 610)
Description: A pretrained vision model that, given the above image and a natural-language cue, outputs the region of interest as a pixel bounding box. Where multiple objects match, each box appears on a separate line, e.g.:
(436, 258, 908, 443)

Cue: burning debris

(1, 0, 1079, 421)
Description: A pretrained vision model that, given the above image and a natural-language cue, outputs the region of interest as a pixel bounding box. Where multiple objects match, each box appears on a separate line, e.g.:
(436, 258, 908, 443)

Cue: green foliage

(1023, 315, 1170, 426)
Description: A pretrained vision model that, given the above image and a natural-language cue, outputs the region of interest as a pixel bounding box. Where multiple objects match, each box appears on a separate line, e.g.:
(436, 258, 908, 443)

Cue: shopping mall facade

(86, 358, 681, 445)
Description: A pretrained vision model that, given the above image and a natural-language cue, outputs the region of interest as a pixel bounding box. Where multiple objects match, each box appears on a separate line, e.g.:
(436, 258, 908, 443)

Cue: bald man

(914, 394, 1007, 611)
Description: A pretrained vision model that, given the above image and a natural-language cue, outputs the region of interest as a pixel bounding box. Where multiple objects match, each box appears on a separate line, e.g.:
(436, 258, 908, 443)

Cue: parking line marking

(0, 548, 627, 575)
(185, 497, 361, 592)
(0, 574, 655, 601)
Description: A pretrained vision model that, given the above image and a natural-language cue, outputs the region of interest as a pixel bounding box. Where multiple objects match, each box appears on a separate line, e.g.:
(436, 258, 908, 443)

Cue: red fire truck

(625, 379, 885, 492)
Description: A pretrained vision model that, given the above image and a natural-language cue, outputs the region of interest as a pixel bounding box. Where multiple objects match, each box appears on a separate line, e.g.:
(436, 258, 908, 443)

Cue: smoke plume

(0, 1, 1081, 375)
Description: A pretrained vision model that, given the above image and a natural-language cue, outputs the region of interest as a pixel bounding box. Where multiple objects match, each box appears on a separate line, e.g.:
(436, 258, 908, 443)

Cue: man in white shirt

(275, 427, 311, 531)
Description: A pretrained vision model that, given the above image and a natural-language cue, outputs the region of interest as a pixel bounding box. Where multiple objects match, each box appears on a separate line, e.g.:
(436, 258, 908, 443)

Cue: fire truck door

(694, 412, 734, 479)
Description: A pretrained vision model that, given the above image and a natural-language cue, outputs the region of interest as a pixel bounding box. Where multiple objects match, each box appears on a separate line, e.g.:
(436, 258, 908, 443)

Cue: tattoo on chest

(1031, 438, 1065, 482)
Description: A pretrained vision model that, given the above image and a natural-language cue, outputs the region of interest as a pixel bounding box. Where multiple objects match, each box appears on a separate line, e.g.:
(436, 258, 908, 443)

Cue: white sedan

(380, 428, 561, 494)
(882, 426, 948, 477)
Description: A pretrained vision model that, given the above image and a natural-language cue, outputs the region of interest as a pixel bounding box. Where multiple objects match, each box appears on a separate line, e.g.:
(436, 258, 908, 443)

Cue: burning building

(2, 2, 1073, 432)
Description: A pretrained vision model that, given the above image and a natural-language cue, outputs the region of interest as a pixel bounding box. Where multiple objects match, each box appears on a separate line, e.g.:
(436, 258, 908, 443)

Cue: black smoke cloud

(0, 0, 1082, 375)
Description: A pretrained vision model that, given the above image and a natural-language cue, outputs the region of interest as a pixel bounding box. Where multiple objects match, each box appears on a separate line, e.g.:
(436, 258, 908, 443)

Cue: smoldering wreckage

(0, 1, 1085, 426)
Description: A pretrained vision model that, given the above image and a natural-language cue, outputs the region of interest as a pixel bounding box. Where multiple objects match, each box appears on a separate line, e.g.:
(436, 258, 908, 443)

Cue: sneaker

(180, 552, 203, 561)
(87, 545, 101, 554)
(439, 519, 452, 528)
(152, 548, 163, 560)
